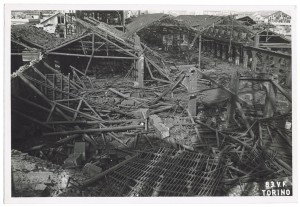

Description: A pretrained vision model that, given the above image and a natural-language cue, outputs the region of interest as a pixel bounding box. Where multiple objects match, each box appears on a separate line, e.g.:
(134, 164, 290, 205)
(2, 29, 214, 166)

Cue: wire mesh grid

(100, 148, 226, 196)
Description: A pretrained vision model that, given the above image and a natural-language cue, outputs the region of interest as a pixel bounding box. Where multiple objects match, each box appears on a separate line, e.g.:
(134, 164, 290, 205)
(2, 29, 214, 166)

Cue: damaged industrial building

(10, 10, 292, 197)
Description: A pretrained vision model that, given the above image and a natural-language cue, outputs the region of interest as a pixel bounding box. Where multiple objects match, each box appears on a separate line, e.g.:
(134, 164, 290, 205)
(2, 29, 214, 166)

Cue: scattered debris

(10, 12, 292, 197)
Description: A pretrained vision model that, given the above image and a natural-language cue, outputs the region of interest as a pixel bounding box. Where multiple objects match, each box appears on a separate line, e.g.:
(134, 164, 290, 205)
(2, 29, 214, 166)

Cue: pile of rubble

(11, 55, 292, 197)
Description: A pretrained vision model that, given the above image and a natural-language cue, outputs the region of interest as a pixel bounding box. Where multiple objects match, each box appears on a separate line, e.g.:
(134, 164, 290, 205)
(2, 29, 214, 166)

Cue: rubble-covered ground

(11, 48, 292, 197)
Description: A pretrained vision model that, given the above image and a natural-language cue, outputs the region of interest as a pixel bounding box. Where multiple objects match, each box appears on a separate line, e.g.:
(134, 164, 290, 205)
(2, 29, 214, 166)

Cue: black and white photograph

(2, 2, 297, 204)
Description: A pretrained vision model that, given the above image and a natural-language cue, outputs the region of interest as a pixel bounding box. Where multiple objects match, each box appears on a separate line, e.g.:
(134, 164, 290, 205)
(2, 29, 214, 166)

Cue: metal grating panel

(101, 148, 226, 196)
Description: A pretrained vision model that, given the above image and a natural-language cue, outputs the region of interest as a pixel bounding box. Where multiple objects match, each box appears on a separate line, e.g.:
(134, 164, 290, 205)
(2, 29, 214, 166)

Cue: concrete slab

(149, 115, 170, 139)
(74, 142, 86, 160)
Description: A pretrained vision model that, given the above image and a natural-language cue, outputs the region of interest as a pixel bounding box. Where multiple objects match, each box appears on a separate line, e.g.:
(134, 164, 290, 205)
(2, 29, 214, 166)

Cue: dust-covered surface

(11, 149, 88, 197)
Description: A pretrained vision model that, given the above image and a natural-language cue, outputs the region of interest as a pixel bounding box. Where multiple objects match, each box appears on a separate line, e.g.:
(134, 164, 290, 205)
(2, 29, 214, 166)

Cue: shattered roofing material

(44, 18, 139, 53)
(11, 38, 34, 50)
(125, 13, 195, 38)
(11, 24, 65, 49)
(76, 18, 133, 43)
(125, 13, 167, 34)
(196, 16, 256, 44)
(82, 17, 127, 39)
(96, 22, 127, 39)
(175, 15, 223, 29)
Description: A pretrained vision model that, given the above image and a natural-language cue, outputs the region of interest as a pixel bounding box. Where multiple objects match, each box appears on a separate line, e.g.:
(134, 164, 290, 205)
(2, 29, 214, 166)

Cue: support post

(136, 55, 144, 88)
(203, 39, 207, 52)
(286, 59, 291, 88)
(61, 73, 63, 99)
(188, 68, 198, 116)
(235, 46, 240, 65)
(228, 45, 233, 63)
(73, 98, 84, 121)
(273, 56, 281, 73)
(219, 43, 223, 59)
(251, 33, 259, 71)
(222, 44, 227, 60)
(53, 75, 56, 100)
(251, 50, 258, 71)
(261, 54, 269, 73)
(216, 43, 220, 58)
(134, 34, 144, 88)
(243, 48, 248, 69)
(263, 82, 276, 118)
(227, 71, 240, 125)
(208, 40, 212, 56)
(198, 35, 201, 69)
(84, 33, 95, 76)
(214, 42, 217, 58)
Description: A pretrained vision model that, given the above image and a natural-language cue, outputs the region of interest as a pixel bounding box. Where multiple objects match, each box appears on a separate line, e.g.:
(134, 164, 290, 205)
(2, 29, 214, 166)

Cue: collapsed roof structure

(10, 13, 292, 197)
(176, 15, 224, 31)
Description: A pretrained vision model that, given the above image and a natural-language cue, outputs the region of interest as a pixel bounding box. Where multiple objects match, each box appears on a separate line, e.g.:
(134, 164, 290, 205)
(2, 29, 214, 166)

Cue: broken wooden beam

(263, 82, 276, 118)
(151, 73, 185, 105)
(194, 119, 252, 148)
(45, 119, 144, 125)
(12, 94, 50, 112)
(235, 101, 255, 140)
(17, 72, 72, 121)
(42, 61, 83, 90)
(43, 125, 145, 137)
(108, 88, 142, 104)
(186, 109, 202, 143)
(271, 80, 292, 102)
(12, 109, 52, 130)
(227, 71, 240, 124)
(48, 52, 138, 60)
(46, 33, 93, 53)
(149, 105, 174, 115)
(145, 59, 172, 84)
(143, 134, 154, 148)
(84, 33, 95, 75)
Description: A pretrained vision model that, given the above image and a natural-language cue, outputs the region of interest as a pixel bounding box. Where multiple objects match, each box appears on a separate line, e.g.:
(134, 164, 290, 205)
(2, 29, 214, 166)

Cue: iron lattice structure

(101, 148, 226, 196)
